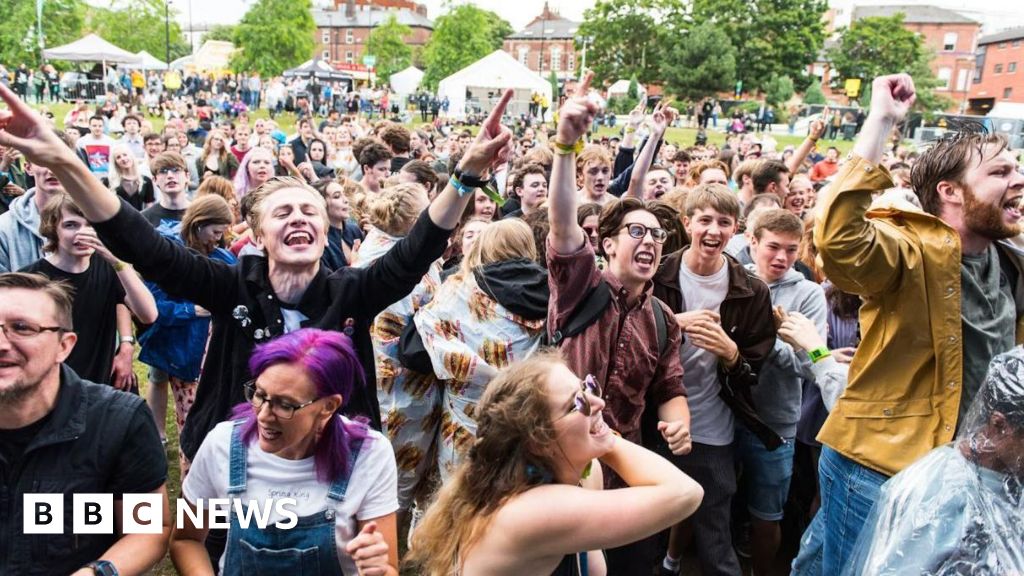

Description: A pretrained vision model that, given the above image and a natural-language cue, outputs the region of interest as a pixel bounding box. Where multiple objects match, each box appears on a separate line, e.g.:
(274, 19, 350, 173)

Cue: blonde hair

(246, 176, 328, 237)
(368, 182, 427, 237)
(201, 128, 230, 166)
(457, 219, 537, 280)
(407, 350, 565, 576)
(575, 144, 612, 177)
(106, 143, 139, 190)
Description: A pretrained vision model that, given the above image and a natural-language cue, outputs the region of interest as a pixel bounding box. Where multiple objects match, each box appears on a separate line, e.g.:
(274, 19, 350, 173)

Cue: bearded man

(794, 73, 1024, 575)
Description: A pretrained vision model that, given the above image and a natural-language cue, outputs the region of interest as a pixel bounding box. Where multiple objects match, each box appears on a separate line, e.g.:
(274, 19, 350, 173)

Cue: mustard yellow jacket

(814, 155, 1024, 476)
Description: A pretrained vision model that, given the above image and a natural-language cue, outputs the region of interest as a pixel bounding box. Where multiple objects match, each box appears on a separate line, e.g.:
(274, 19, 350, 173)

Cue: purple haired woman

(170, 328, 399, 576)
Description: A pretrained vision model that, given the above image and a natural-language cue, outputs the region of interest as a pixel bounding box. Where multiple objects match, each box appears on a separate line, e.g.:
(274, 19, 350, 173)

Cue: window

(567, 51, 576, 70)
(999, 42, 1007, 49)
(1004, 87, 1013, 99)
(346, 29, 353, 44)
(957, 69, 970, 91)
(322, 50, 330, 60)
(943, 32, 957, 51)
(517, 46, 529, 67)
(1014, 40, 1021, 48)
(345, 51, 354, 64)
(551, 46, 562, 72)
(937, 67, 952, 89)
(995, 63, 1003, 74)
(1010, 62, 1018, 73)
(322, 30, 330, 44)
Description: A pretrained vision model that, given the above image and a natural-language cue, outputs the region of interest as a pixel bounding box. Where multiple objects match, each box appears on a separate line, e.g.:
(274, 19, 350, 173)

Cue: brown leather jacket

(653, 248, 783, 449)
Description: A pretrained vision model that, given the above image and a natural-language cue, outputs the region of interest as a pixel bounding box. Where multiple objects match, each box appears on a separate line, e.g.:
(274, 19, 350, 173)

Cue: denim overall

(221, 421, 364, 575)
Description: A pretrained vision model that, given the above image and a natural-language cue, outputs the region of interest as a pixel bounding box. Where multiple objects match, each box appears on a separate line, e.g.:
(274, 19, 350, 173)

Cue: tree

(662, 21, 736, 101)
(577, 0, 684, 85)
(803, 80, 826, 105)
(421, 4, 513, 89)
(231, 0, 315, 77)
(690, 0, 828, 94)
(765, 75, 795, 107)
(86, 0, 190, 63)
(0, 0, 85, 67)
(549, 69, 560, 102)
(829, 14, 952, 112)
(364, 14, 413, 80)
(202, 24, 238, 44)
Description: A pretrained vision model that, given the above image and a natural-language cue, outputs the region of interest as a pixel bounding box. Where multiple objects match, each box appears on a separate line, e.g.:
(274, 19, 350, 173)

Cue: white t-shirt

(678, 254, 734, 446)
(183, 418, 398, 574)
(77, 134, 117, 175)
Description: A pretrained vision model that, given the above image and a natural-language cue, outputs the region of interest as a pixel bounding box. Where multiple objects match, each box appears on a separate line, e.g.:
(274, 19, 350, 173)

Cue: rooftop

(507, 2, 579, 40)
(313, 7, 433, 29)
(852, 5, 979, 25)
(978, 26, 1024, 46)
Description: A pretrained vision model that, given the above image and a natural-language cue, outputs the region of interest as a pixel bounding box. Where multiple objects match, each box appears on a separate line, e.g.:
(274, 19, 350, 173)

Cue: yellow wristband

(553, 138, 584, 155)
(112, 260, 126, 272)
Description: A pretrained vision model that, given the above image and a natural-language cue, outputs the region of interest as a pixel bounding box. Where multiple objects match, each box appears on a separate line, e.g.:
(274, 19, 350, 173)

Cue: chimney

(346, 0, 355, 18)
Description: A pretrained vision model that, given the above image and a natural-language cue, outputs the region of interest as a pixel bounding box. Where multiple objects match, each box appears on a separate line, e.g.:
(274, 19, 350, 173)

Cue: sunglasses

(621, 223, 668, 244)
(558, 375, 603, 419)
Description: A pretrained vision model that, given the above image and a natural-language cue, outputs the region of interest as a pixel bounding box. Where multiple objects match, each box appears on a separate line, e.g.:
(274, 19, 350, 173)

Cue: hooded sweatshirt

(746, 265, 827, 438)
(0, 188, 45, 273)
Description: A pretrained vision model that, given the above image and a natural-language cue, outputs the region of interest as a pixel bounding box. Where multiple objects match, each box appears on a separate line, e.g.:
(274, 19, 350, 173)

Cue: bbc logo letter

(23, 494, 164, 534)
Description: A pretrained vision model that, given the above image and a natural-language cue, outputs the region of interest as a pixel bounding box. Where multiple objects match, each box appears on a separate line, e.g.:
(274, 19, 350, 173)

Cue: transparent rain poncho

(845, 346, 1024, 575)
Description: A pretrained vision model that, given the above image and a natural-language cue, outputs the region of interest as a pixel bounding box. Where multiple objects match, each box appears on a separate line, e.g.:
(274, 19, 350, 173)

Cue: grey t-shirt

(960, 246, 1015, 425)
(678, 254, 733, 446)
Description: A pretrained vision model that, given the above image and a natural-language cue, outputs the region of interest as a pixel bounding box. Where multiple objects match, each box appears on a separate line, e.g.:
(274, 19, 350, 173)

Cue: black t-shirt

(141, 203, 187, 228)
(20, 257, 126, 384)
(0, 410, 51, 483)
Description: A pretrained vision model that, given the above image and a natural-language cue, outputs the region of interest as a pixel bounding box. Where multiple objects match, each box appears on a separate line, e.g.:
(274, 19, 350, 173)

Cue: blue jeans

(735, 425, 794, 521)
(791, 446, 887, 575)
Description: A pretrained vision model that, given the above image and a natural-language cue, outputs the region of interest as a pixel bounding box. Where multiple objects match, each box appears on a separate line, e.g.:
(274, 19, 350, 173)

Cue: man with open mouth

(795, 73, 1024, 575)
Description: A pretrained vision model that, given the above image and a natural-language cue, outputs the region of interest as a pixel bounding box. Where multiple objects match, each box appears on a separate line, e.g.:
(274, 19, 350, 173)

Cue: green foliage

(0, 0, 85, 67)
(549, 69, 560, 101)
(422, 4, 513, 90)
(803, 80, 827, 105)
(690, 0, 828, 93)
(829, 14, 952, 112)
(577, 0, 685, 85)
(202, 24, 238, 44)
(85, 0, 190, 63)
(627, 75, 639, 99)
(765, 75, 795, 107)
(231, 0, 315, 77)
(365, 14, 413, 80)
(662, 21, 736, 101)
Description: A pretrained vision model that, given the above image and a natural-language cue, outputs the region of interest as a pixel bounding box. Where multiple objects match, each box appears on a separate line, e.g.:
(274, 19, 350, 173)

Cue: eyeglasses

(558, 375, 603, 420)
(243, 380, 318, 419)
(157, 166, 183, 175)
(621, 223, 668, 244)
(0, 320, 66, 341)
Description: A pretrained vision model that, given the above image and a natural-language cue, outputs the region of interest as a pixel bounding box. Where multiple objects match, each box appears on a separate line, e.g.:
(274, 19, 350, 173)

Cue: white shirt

(183, 418, 398, 574)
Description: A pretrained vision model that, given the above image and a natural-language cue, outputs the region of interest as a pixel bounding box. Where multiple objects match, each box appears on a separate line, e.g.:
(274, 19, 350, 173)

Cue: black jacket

(94, 199, 452, 459)
(0, 366, 166, 576)
(653, 248, 784, 449)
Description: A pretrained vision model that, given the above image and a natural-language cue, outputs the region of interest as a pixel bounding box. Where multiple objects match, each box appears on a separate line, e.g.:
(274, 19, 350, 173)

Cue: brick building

(852, 5, 980, 109)
(313, 0, 432, 68)
(502, 3, 581, 80)
(968, 27, 1024, 114)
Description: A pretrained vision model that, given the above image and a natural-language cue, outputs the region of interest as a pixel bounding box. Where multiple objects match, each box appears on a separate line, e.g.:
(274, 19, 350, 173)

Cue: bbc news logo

(23, 494, 299, 534)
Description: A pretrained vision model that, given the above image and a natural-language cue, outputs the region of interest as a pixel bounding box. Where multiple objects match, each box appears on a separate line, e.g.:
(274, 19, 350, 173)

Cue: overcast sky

(122, 0, 1024, 36)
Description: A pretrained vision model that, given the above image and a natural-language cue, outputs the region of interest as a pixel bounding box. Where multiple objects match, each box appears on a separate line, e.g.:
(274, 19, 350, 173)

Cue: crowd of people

(0, 65, 1022, 576)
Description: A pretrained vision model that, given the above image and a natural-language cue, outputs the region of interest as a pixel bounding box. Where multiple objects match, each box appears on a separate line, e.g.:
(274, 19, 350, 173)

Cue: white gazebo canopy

(606, 79, 646, 101)
(389, 66, 424, 101)
(437, 50, 552, 120)
(134, 50, 168, 70)
(43, 34, 141, 64)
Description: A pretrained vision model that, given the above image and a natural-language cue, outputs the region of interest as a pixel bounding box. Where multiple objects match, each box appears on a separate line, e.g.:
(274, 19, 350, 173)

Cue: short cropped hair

(751, 159, 790, 195)
(752, 208, 804, 240)
(358, 141, 393, 169)
(576, 144, 613, 176)
(0, 272, 74, 331)
(684, 183, 740, 220)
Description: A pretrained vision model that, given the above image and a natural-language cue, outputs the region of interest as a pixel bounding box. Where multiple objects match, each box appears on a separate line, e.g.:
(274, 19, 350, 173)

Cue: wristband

(112, 260, 126, 272)
(624, 126, 636, 134)
(552, 138, 584, 156)
(448, 174, 475, 198)
(808, 346, 831, 363)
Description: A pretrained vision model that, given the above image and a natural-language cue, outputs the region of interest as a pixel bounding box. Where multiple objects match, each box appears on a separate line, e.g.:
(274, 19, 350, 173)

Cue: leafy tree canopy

(231, 0, 316, 77)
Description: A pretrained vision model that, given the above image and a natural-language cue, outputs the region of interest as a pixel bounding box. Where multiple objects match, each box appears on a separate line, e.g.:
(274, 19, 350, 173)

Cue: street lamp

(576, 35, 594, 79)
(36, 0, 45, 63)
(165, 0, 172, 66)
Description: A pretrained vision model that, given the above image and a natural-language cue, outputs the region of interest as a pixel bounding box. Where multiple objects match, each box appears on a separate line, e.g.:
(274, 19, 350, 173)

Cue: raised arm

(427, 89, 514, 230)
(624, 102, 675, 199)
(813, 74, 916, 296)
(787, 107, 827, 175)
(549, 72, 598, 255)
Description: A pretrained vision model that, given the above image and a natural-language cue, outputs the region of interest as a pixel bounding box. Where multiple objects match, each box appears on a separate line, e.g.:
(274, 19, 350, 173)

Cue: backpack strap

(650, 296, 669, 358)
(548, 280, 612, 346)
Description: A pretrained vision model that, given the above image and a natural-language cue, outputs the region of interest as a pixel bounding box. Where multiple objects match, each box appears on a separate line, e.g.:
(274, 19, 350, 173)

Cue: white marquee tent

(134, 50, 168, 70)
(43, 34, 141, 64)
(437, 50, 552, 120)
(606, 79, 646, 101)
(389, 66, 424, 101)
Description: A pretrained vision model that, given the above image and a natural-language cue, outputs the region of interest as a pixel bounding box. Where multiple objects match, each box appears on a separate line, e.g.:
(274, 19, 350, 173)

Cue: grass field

(33, 100, 858, 157)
